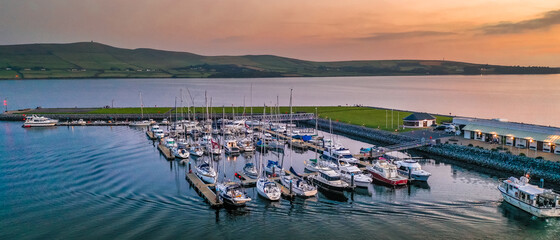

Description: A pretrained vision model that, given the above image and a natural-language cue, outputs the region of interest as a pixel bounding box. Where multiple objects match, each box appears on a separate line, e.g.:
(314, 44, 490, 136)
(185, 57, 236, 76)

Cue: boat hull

(498, 186, 560, 217)
(22, 123, 57, 127)
(368, 170, 408, 186)
(397, 169, 430, 181)
(311, 178, 346, 193)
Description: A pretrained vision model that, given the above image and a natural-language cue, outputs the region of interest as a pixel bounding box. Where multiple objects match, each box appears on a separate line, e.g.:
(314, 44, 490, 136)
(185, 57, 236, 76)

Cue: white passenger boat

(395, 160, 431, 181)
(498, 176, 560, 217)
(338, 165, 372, 188)
(22, 115, 58, 127)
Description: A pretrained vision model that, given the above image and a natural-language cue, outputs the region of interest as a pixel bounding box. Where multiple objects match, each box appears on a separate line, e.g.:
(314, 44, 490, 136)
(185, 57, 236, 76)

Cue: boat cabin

(320, 170, 341, 181)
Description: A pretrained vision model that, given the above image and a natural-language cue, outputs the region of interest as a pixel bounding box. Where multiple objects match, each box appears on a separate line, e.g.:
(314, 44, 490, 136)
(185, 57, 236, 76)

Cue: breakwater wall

(420, 144, 560, 184)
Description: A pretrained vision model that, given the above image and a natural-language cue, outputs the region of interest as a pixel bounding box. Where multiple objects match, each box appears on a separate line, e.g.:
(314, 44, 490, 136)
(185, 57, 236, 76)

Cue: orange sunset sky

(1, 0, 559, 66)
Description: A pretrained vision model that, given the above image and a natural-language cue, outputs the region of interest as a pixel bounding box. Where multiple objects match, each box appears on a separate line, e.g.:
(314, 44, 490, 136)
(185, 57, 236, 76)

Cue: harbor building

(453, 118, 560, 154)
(403, 113, 436, 128)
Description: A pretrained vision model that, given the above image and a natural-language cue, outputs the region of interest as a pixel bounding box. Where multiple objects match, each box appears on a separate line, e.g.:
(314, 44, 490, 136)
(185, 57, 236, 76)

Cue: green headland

(1, 42, 558, 79)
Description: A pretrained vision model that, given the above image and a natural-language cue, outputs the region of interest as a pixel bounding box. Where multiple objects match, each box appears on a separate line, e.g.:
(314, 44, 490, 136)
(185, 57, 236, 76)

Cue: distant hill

(0, 42, 558, 79)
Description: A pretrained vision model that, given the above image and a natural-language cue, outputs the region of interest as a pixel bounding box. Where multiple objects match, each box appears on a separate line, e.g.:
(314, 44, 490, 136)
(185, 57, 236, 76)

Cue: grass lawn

(87, 107, 172, 114)
(171, 106, 451, 132)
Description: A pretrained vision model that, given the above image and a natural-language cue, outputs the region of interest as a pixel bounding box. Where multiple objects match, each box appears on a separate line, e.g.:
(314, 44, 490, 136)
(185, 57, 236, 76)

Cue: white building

(454, 118, 560, 154)
(403, 113, 436, 128)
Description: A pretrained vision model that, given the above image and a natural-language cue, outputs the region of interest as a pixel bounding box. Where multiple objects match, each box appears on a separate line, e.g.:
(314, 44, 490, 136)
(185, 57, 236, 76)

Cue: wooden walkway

(146, 131, 156, 140)
(157, 143, 175, 160)
(185, 172, 222, 208)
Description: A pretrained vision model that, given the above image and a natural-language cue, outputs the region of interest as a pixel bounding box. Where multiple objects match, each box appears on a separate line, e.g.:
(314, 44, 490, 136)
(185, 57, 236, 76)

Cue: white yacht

(22, 115, 58, 127)
(498, 176, 560, 217)
(163, 138, 178, 149)
(216, 181, 251, 207)
(395, 160, 431, 181)
(237, 138, 255, 152)
(280, 174, 317, 197)
(173, 146, 190, 159)
(304, 158, 334, 172)
(224, 139, 240, 155)
(338, 165, 372, 188)
(153, 129, 165, 138)
(256, 177, 281, 201)
(195, 162, 217, 184)
(129, 120, 151, 127)
(189, 144, 204, 157)
(322, 146, 359, 164)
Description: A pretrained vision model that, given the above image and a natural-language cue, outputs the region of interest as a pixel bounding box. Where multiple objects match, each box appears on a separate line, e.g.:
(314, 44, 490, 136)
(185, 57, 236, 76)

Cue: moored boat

(338, 165, 372, 188)
(366, 160, 408, 186)
(309, 169, 350, 193)
(498, 175, 560, 217)
(22, 115, 58, 127)
(216, 181, 251, 207)
(395, 159, 431, 181)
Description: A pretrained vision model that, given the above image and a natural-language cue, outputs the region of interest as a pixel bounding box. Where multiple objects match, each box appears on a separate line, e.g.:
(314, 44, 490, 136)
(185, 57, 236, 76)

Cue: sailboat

(129, 92, 151, 126)
(195, 160, 217, 184)
(305, 108, 336, 172)
(279, 89, 317, 197)
(256, 105, 281, 201)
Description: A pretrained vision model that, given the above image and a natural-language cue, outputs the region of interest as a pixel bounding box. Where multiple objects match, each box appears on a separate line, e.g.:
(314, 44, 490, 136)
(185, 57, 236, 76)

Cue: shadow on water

(317, 188, 348, 202)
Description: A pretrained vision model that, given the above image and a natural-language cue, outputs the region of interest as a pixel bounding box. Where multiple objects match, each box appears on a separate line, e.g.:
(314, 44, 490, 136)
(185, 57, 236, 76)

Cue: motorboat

(243, 163, 258, 179)
(224, 139, 240, 155)
(395, 160, 431, 181)
(161, 118, 169, 125)
(366, 160, 408, 186)
(338, 165, 372, 188)
(280, 174, 317, 197)
(173, 146, 190, 159)
(163, 138, 178, 149)
(309, 169, 349, 192)
(189, 144, 204, 157)
(498, 175, 560, 217)
(216, 181, 251, 207)
(153, 129, 165, 138)
(256, 177, 281, 201)
(195, 162, 217, 184)
(237, 138, 255, 152)
(129, 120, 151, 127)
(22, 115, 58, 127)
(77, 119, 86, 125)
(322, 146, 359, 164)
(304, 158, 334, 172)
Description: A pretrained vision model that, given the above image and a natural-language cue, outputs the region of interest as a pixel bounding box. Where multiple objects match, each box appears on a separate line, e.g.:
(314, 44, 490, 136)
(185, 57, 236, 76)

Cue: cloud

(355, 31, 456, 41)
(477, 10, 560, 35)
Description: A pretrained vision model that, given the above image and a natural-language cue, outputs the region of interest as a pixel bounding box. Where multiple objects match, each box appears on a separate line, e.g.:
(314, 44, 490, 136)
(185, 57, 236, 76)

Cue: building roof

(462, 124, 560, 144)
(403, 113, 436, 121)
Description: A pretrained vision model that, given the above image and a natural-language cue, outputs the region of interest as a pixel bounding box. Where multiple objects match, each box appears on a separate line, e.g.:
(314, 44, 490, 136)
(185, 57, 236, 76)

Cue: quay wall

(307, 119, 417, 145)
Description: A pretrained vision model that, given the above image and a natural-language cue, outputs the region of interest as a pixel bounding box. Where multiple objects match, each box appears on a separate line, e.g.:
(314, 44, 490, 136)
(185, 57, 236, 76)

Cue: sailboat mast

(139, 92, 144, 119)
(289, 89, 293, 168)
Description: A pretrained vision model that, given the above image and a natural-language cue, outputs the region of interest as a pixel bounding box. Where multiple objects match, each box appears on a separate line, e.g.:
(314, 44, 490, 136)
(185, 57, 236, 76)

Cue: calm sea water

(1, 122, 559, 239)
(1, 75, 559, 127)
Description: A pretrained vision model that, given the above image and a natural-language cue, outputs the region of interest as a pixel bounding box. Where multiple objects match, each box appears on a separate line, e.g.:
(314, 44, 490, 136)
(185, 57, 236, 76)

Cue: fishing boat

(309, 169, 349, 192)
(395, 159, 431, 181)
(216, 181, 251, 207)
(338, 165, 372, 188)
(366, 159, 408, 186)
(22, 115, 58, 127)
(195, 161, 217, 184)
(256, 177, 281, 201)
(498, 175, 560, 217)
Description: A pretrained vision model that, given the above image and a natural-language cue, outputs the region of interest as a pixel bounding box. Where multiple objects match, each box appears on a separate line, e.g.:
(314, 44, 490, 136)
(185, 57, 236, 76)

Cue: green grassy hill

(0, 42, 558, 79)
